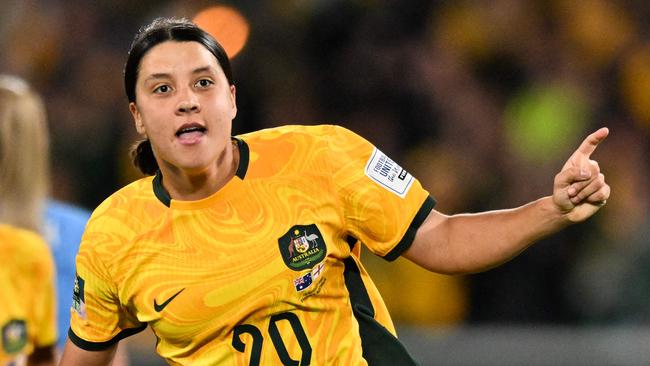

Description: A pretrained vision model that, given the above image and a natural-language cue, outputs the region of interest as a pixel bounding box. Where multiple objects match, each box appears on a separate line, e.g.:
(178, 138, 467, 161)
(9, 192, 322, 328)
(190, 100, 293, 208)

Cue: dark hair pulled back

(124, 17, 234, 176)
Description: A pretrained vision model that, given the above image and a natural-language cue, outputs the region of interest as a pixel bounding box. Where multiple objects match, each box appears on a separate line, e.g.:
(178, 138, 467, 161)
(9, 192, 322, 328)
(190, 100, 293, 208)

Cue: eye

(195, 79, 214, 88)
(153, 84, 171, 94)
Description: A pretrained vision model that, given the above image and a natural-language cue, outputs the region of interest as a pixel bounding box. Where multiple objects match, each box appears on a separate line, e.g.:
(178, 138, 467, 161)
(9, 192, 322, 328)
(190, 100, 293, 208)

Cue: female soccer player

(0, 75, 130, 365)
(0, 76, 56, 366)
(60, 17, 609, 365)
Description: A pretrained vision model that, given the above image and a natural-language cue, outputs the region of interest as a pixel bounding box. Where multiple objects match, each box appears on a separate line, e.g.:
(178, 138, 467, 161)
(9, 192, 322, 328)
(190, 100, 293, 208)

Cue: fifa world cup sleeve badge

(72, 274, 87, 319)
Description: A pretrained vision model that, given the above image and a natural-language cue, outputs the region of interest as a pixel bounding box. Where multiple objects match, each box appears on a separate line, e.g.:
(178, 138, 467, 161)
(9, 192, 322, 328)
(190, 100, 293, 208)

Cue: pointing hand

(553, 128, 611, 222)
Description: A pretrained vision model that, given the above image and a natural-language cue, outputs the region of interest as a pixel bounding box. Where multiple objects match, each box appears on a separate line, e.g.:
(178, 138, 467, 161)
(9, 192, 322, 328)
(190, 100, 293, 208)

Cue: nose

(176, 89, 201, 114)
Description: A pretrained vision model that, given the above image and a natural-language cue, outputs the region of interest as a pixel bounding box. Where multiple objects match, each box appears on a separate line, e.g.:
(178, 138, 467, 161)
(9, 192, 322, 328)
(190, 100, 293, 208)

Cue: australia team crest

(278, 224, 327, 271)
(2, 319, 27, 354)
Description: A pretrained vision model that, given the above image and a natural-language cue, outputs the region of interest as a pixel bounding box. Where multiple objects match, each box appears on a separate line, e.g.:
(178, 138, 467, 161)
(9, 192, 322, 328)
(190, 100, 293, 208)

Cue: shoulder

(236, 125, 374, 178)
(74, 177, 161, 269)
(0, 223, 53, 269)
(84, 176, 160, 238)
(238, 124, 358, 142)
(0, 223, 48, 250)
(238, 124, 369, 158)
(236, 125, 364, 175)
(91, 176, 156, 215)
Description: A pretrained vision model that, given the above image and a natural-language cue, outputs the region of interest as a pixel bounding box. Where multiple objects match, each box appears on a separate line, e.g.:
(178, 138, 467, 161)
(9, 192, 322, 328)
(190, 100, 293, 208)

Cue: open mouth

(175, 123, 206, 137)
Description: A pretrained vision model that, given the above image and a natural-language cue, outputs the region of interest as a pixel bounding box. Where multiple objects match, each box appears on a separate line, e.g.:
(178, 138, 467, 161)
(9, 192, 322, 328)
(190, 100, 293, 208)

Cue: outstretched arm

(403, 128, 610, 275)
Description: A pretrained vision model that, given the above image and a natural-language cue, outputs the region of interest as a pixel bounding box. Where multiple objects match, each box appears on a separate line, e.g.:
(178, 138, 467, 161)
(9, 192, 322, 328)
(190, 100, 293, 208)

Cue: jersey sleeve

(326, 125, 436, 260)
(68, 222, 146, 350)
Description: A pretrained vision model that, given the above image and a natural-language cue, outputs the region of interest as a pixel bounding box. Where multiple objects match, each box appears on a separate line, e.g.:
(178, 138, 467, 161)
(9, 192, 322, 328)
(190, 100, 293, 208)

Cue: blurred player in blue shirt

(44, 200, 90, 351)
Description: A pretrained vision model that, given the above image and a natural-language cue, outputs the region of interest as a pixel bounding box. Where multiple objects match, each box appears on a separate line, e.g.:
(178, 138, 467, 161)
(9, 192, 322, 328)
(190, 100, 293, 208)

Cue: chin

(178, 162, 213, 174)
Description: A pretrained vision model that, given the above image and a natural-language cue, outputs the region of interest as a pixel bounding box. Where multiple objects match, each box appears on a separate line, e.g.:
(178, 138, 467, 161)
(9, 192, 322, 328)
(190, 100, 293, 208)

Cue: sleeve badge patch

(71, 274, 87, 319)
(364, 147, 414, 198)
(2, 319, 27, 354)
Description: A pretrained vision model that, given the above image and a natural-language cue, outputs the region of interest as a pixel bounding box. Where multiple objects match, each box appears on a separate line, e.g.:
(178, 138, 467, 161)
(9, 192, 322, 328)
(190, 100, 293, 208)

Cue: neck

(160, 140, 240, 201)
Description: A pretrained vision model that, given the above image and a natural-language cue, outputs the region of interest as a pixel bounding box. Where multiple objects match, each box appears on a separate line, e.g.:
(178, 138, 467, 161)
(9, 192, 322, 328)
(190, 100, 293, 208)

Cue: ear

(129, 102, 146, 135)
(229, 85, 238, 120)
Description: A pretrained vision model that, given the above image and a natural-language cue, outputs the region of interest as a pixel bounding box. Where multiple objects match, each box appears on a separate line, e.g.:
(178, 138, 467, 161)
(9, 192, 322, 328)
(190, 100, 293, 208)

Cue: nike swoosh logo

(154, 288, 185, 312)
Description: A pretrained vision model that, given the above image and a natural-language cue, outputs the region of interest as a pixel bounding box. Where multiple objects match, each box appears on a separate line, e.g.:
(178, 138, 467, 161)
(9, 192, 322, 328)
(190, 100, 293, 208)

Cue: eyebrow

(143, 66, 216, 83)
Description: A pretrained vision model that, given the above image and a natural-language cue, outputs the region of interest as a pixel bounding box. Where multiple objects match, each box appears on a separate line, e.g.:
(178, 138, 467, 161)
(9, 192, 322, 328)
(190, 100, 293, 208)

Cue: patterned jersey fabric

(70, 125, 435, 365)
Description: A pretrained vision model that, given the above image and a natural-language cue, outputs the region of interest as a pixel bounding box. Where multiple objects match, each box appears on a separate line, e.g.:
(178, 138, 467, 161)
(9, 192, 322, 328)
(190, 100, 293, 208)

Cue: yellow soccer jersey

(0, 224, 56, 365)
(70, 125, 435, 365)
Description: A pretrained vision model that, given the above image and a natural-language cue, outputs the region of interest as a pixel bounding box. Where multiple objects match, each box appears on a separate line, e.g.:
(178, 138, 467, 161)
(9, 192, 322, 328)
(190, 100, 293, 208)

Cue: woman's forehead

(139, 41, 220, 76)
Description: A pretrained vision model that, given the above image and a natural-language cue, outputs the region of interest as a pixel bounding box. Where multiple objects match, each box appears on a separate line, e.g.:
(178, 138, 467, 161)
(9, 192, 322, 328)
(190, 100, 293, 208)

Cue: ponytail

(130, 139, 158, 175)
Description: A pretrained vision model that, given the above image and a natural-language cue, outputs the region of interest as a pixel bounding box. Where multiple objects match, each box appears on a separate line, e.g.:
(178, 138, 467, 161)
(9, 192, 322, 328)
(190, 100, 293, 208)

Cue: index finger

(574, 127, 609, 158)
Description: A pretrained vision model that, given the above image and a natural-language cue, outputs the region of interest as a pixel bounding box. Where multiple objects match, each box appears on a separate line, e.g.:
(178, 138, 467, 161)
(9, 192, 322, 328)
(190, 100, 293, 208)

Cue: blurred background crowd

(1, 0, 649, 364)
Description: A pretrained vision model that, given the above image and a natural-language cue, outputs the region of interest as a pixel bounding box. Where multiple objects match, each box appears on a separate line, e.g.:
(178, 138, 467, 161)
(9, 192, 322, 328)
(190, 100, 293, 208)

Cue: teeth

(176, 126, 205, 136)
